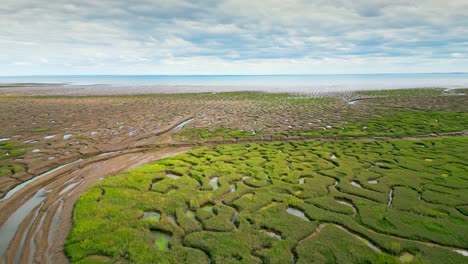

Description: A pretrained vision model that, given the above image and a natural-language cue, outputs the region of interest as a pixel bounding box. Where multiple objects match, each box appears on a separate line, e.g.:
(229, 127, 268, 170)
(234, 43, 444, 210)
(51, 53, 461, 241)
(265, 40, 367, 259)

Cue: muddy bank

(0, 147, 190, 263)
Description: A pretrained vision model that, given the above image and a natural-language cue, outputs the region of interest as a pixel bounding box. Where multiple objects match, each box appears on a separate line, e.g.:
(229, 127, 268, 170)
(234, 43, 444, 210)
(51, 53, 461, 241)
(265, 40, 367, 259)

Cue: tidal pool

(151, 230, 171, 251)
(201, 204, 214, 213)
(166, 173, 181, 179)
(229, 183, 236, 192)
(351, 181, 363, 189)
(263, 230, 282, 240)
(209, 177, 219, 190)
(185, 210, 196, 219)
(286, 207, 310, 222)
(142, 212, 161, 221)
(231, 210, 239, 224)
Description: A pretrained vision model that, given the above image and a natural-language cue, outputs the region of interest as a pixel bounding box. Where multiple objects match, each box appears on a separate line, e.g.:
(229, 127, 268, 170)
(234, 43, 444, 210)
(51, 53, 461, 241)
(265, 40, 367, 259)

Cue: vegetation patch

(66, 137, 468, 263)
(0, 142, 26, 160)
(353, 88, 445, 97)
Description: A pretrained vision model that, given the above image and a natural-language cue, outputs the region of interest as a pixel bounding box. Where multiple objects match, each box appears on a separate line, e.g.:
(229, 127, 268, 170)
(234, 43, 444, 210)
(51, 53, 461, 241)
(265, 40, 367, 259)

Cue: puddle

(201, 204, 214, 213)
(348, 100, 358, 105)
(0, 138, 10, 142)
(209, 177, 219, 190)
(367, 180, 378, 184)
(44, 135, 56, 140)
(264, 230, 282, 240)
(185, 210, 196, 219)
(91, 131, 98, 136)
(330, 154, 337, 159)
(453, 249, 468, 257)
(167, 215, 177, 226)
(286, 207, 310, 222)
(63, 134, 72, 140)
(151, 230, 171, 251)
(171, 118, 194, 132)
(32, 149, 41, 153)
(351, 181, 363, 189)
(299, 178, 305, 185)
(166, 173, 181, 180)
(24, 140, 38, 144)
(229, 184, 236, 192)
(399, 252, 415, 263)
(0, 188, 48, 257)
(142, 212, 161, 221)
(0, 159, 82, 202)
(231, 210, 239, 224)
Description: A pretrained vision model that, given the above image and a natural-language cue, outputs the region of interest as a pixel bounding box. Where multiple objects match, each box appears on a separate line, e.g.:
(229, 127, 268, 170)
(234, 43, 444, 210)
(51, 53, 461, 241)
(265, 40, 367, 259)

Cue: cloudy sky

(1, 0, 468, 75)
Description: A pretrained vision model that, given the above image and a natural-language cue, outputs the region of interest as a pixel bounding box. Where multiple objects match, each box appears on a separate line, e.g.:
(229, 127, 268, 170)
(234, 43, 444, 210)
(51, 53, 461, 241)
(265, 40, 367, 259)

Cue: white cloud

(0, 0, 467, 75)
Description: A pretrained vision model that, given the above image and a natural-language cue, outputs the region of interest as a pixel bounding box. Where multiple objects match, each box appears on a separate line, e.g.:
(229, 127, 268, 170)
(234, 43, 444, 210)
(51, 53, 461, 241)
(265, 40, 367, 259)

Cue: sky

(1, 0, 468, 75)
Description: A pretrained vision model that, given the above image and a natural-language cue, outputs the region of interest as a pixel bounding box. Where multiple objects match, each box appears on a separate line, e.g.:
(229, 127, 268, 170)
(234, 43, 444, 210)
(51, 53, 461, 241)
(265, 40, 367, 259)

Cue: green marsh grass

(67, 137, 468, 263)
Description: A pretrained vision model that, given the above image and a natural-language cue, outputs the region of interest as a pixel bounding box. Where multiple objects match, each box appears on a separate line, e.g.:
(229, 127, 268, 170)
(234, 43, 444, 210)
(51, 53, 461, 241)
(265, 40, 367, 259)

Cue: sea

(1, 73, 467, 94)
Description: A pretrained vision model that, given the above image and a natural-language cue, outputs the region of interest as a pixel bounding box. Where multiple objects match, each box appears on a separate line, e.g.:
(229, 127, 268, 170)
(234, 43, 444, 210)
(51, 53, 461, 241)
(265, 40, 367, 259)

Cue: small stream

(388, 188, 394, 207)
(0, 188, 48, 257)
(171, 118, 194, 132)
(335, 225, 382, 253)
(0, 159, 82, 202)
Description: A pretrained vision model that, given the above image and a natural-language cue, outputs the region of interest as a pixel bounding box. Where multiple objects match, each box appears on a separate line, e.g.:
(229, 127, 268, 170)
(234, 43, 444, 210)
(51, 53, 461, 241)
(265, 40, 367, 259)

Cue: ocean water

(0, 74, 467, 94)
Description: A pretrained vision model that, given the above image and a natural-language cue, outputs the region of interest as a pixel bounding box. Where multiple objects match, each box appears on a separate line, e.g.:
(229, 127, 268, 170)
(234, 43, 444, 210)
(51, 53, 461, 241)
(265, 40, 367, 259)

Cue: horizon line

(1, 72, 468, 77)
